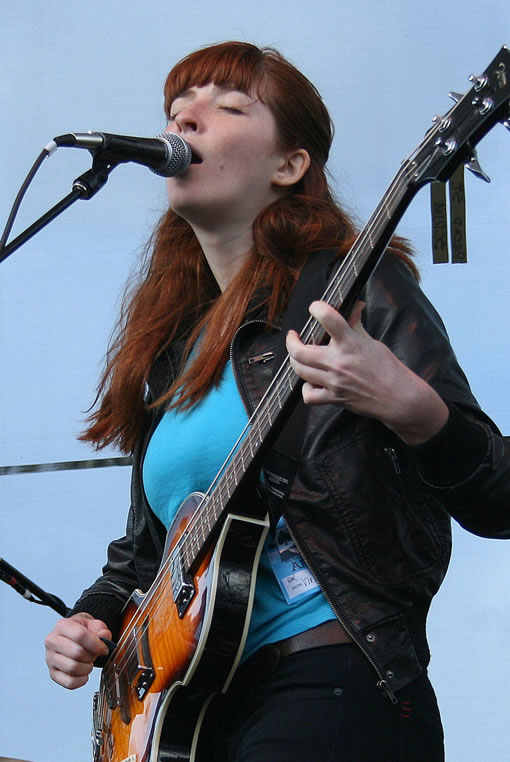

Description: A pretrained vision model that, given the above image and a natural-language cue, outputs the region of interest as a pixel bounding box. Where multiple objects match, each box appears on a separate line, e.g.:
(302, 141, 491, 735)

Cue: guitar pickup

(135, 667, 155, 700)
(170, 547, 196, 617)
(175, 580, 195, 618)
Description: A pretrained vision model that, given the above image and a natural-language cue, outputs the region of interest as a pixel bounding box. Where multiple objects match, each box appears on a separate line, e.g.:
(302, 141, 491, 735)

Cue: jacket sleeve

(411, 401, 510, 538)
(69, 435, 166, 639)
(70, 512, 138, 638)
(362, 253, 510, 539)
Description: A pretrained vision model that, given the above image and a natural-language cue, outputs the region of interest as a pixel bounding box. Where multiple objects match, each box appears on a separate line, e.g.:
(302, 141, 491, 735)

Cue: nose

(173, 103, 201, 134)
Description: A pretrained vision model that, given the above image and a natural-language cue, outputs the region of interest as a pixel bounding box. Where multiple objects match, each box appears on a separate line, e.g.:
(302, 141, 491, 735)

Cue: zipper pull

(248, 350, 275, 365)
(384, 447, 401, 475)
(377, 679, 399, 705)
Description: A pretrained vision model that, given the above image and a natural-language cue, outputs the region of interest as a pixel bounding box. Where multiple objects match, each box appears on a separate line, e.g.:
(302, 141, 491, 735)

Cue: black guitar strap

(262, 249, 338, 524)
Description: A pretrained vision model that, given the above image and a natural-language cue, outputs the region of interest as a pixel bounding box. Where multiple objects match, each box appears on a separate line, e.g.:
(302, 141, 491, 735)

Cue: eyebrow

(171, 88, 196, 104)
(172, 84, 250, 103)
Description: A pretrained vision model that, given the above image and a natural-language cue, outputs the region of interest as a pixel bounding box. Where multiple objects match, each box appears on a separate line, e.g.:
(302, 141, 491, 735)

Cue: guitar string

(98, 126, 440, 696)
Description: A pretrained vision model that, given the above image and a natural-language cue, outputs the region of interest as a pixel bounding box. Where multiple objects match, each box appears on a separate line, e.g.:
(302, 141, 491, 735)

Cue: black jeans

(199, 644, 444, 762)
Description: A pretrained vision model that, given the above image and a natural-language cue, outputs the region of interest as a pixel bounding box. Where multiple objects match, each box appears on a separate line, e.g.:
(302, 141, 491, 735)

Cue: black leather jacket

(72, 254, 510, 697)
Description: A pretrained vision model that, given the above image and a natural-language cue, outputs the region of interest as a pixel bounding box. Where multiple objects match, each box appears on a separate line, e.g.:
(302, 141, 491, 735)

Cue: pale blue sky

(1, 2, 509, 760)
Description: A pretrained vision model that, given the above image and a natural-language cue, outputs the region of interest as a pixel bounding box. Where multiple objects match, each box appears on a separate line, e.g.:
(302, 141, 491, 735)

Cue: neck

(192, 222, 254, 292)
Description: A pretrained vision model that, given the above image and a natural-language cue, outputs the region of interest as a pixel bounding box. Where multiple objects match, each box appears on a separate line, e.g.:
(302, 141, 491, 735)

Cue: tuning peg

(448, 91, 463, 103)
(503, 105, 510, 131)
(468, 74, 489, 91)
(432, 114, 451, 132)
(465, 150, 491, 183)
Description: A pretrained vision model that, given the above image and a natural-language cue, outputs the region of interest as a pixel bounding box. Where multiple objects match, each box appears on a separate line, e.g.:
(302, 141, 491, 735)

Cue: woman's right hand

(45, 612, 112, 689)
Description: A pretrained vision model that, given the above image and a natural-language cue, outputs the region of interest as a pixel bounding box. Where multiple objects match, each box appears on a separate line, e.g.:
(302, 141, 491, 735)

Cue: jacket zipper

(283, 516, 399, 704)
(384, 446, 401, 475)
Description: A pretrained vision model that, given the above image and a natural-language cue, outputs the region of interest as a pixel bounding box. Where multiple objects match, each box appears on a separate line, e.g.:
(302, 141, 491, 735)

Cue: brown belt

(274, 619, 352, 657)
(228, 619, 352, 698)
(226, 620, 352, 698)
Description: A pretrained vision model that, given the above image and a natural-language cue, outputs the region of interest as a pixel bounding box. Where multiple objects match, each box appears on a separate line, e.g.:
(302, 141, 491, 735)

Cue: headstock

(410, 46, 510, 187)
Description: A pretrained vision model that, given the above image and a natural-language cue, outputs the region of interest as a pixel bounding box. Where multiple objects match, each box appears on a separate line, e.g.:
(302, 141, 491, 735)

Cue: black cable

(0, 141, 57, 255)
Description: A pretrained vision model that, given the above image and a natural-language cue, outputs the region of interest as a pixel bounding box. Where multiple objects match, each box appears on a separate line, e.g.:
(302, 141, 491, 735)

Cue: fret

(227, 468, 236, 493)
(309, 322, 322, 345)
(259, 406, 267, 435)
(256, 416, 263, 446)
(209, 494, 217, 521)
(195, 522, 204, 549)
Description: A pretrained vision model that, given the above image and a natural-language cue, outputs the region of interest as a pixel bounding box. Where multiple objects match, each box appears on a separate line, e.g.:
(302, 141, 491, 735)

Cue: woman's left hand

(285, 300, 449, 446)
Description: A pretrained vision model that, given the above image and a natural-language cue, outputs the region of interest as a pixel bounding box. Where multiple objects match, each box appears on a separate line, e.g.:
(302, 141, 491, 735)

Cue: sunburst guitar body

(92, 491, 269, 762)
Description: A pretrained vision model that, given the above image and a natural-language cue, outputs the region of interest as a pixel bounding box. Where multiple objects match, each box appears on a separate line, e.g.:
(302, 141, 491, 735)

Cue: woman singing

(45, 41, 510, 761)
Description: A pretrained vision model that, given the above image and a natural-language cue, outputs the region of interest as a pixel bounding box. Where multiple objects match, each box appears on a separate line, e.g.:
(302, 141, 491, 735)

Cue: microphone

(51, 131, 192, 177)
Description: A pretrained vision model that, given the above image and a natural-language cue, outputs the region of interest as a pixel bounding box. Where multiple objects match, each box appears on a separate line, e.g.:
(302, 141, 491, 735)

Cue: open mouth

(190, 150, 203, 164)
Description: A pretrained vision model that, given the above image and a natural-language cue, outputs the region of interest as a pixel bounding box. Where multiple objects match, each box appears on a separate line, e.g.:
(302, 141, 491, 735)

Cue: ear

(272, 148, 311, 188)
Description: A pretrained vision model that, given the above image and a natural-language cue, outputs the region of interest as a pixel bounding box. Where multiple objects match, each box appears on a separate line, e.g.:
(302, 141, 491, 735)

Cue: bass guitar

(92, 45, 510, 762)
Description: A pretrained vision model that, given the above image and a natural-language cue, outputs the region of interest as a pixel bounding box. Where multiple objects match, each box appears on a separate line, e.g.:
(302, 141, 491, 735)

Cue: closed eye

(218, 106, 245, 114)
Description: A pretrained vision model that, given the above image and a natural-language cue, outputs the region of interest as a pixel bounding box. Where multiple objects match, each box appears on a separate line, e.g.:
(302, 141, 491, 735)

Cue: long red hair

(81, 42, 417, 454)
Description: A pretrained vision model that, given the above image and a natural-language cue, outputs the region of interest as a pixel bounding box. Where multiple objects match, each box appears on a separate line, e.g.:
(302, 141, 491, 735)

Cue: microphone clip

(72, 157, 113, 200)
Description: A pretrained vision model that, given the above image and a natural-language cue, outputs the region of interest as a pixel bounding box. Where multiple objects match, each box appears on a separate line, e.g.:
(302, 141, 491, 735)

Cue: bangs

(164, 42, 268, 117)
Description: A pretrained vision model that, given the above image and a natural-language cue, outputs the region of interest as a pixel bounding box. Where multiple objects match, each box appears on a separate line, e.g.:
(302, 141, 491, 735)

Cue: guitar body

(92, 491, 269, 762)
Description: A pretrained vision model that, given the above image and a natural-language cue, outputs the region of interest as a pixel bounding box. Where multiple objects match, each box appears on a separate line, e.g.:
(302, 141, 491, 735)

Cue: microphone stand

(0, 157, 113, 264)
(0, 155, 126, 619)
(0, 157, 114, 615)
(0, 557, 70, 617)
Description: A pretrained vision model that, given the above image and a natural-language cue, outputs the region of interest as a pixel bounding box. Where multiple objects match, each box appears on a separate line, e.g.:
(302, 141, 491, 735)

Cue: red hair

(81, 42, 416, 453)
